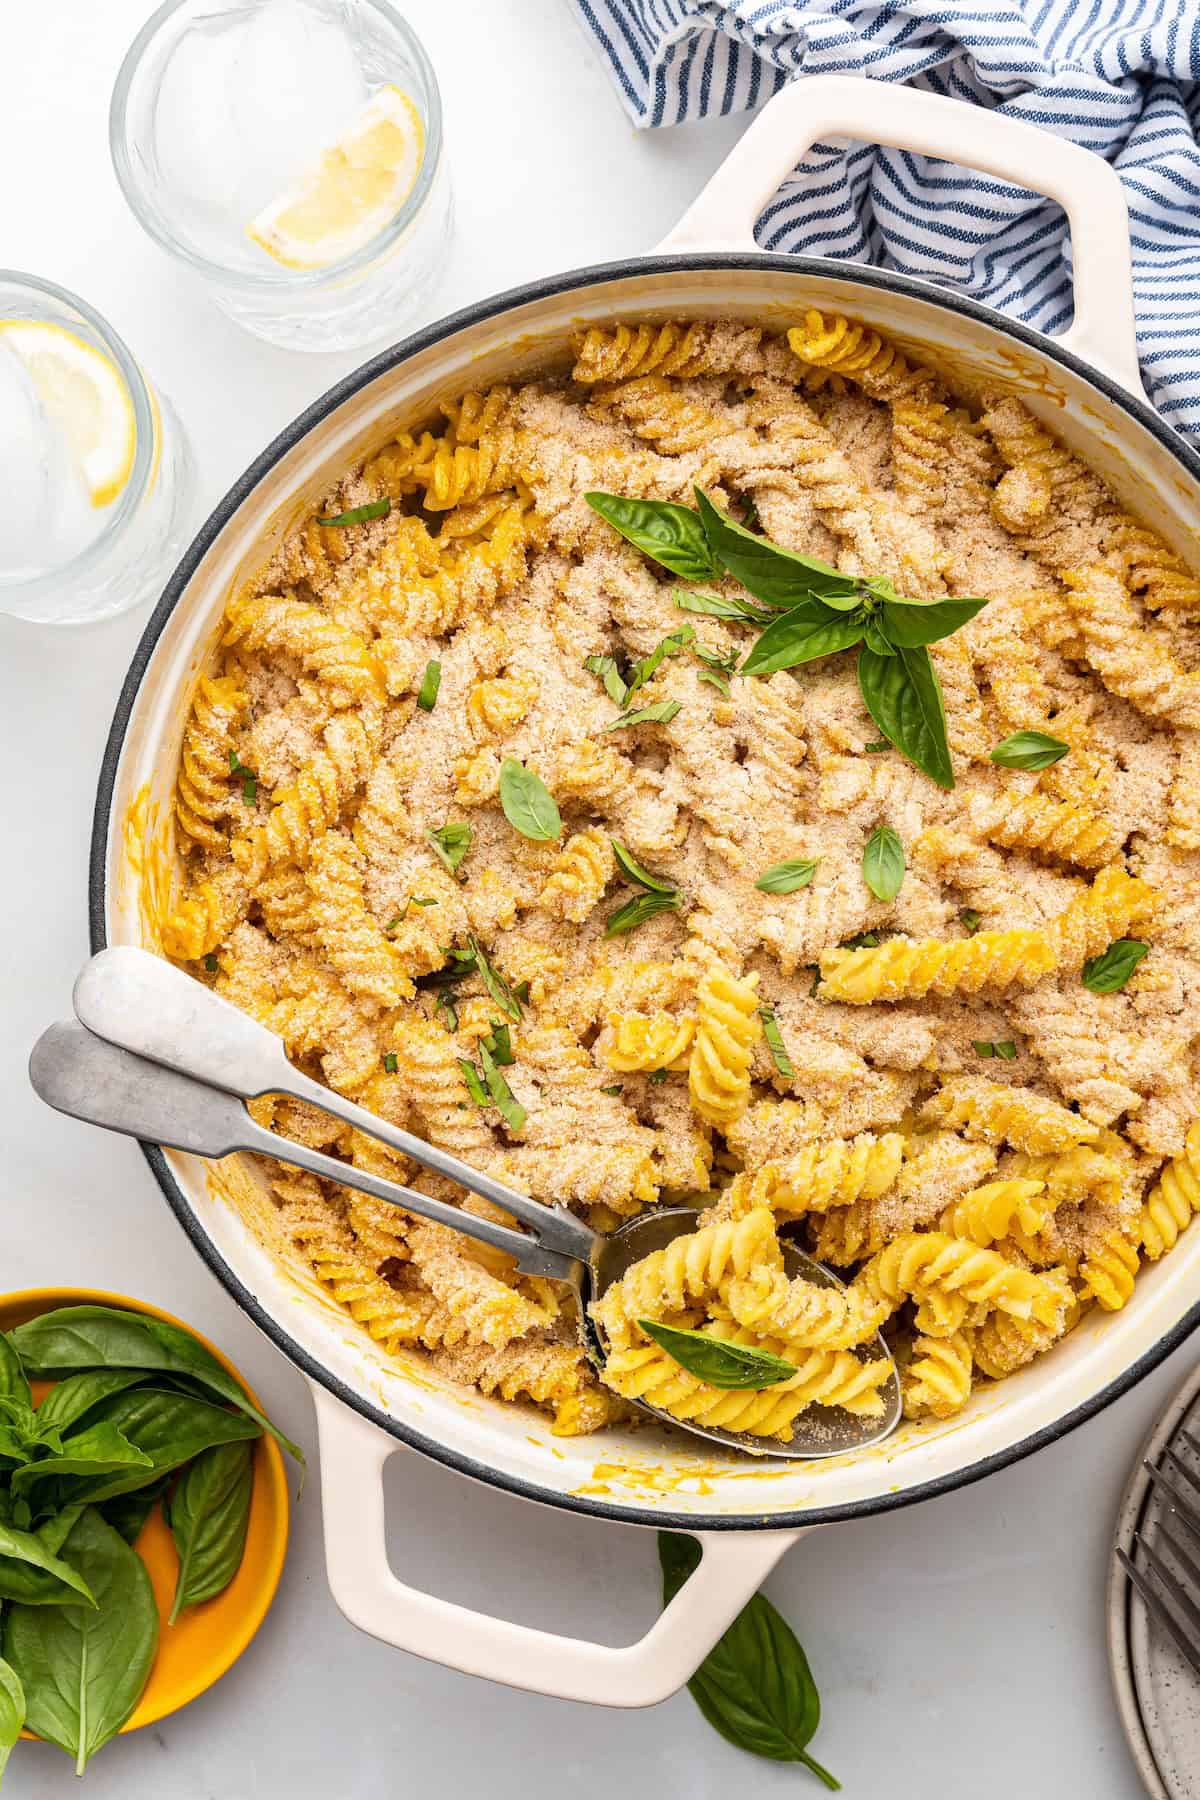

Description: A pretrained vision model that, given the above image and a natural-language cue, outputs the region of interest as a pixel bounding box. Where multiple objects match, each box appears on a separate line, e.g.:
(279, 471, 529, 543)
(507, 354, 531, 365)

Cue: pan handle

(656, 73, 1141, 395)
(311, 1383, 802, 1706)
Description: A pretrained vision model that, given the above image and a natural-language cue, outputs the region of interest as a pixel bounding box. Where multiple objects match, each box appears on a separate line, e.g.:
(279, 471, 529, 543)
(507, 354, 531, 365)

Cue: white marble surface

(0, 2, 1189, 1792)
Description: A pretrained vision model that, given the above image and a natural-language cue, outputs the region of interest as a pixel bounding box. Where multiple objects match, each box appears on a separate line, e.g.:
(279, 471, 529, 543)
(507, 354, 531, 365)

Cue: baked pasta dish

(161, 312, 1200, 1447)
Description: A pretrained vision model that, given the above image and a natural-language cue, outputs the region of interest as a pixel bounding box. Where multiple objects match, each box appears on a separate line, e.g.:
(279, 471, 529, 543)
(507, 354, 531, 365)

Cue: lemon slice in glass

(0, 320, 136, 508)
(247, 84, 425, 272)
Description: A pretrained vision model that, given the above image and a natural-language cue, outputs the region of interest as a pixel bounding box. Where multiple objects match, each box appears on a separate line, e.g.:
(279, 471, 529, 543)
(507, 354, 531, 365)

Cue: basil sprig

(659, 1533, 839, 1788)
(587, 487, 986, 788)
(862, 827, 905, 902)
(637, 1320, 797, 1389)
(1081, 938, 1149, 994)
(498, 759, 561, 842)
(990, 729, 1070, 770)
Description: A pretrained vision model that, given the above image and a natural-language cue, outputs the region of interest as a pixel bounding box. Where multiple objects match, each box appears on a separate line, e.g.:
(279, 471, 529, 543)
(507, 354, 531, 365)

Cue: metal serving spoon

(29, 947, 900, 1459)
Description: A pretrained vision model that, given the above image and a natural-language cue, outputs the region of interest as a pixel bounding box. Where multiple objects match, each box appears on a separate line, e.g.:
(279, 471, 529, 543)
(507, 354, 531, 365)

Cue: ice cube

(153, 0, 366, 258)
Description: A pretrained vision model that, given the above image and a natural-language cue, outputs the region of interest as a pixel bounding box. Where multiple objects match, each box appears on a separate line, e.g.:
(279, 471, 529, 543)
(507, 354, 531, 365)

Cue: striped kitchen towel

(572, 0, 1200, 438)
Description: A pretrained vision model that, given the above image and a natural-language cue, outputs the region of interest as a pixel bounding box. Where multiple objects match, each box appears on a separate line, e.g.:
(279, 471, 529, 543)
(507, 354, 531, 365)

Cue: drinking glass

(0, 272, 193, 627)
(110, 0, 452, 353)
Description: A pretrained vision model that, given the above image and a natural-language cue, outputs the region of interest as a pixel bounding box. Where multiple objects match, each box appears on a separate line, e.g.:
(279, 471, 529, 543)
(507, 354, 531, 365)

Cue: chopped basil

(435, 989, 459, 1033)
(601, 1084, 623, 1097)
(755, 858, 819, 896)
(383, 1052, 398, 1073)
(638, 1319, 797, 1389)
(466, 933, 523, 1022)
(458, 1059, 489, 1107)
(583, 654, 628, 705)
(673, 587, 776, 625)
(959, 908, 982, 935)
(203, 953, 218, 973)
(648, 1068, 669, 1084)
(416, 660, 442, 712)
(605, 890, 682, 938)
(1081, 938, 1150, 994)
(990, 730, 1070, 771)
(696, 669, 731, 696)
(863, 739, 889, 754)
(481, 1022, 514, 1066)
(426, 820, 472, 875)
(625, 627, 695, 699)
(974, 1040, 1017, 1061)
(759, 1007, 794, 1078)
(611, 839, 676, 895)
(316, 497, 391, 526)
(862, 827, 905, 902)
(479, 1040, 526, 1131)
(598, 699, 681, 732)
(840, 931, 880, 950)
(498, 759, 561, 842)
(693, 642, 739, 674)
(512, 979, 531, 1004)
(227, 750, 258, 806)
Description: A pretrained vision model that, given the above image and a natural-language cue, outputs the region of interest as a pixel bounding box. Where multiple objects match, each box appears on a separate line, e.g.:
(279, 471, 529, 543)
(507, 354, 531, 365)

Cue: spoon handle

(30, 1020, 579, 1281)
(73, 947, 597, 1266)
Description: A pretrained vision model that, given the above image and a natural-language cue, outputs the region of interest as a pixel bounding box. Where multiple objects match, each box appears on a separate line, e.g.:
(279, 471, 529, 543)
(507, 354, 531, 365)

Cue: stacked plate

(1110, 1364, 1200, 1798)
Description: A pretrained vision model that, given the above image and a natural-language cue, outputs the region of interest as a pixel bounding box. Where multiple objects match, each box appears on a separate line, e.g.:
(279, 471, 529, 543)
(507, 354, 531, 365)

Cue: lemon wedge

(0, 320, 136, 508)
(247, 84, 425, 271)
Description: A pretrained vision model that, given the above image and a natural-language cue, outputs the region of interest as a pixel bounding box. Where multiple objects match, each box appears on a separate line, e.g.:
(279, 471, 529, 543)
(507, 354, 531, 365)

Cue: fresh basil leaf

(658, 1533, 839, 1788)
(10, 1308, 300, 1464)
(840, 931, 881, 950)
(6, 1507, 158, 1774)
(11, 1421, 153, 1497)
(626, 626, 695, 698)
(416, 659, 441, 712)
(959, 908, 982, 934)
(0, 1520, 95, 1609)
(583, 654, 628, 705)
(693, 641, 739, 673)
(0, 1654, 23, 1785)
(861, 615, 896, 657)
(862, 826, 905, 902)
(694, 489, 858, 607)
(598, 699, 681, 732)
(585, 492, 716, 581)
(498, 759, 561, 842)
(169, 1441, 254, 1622)
(465, 934, 523, 1022)
(316, 497, 391, 526)
(637, 1320, 796, 1389)
(27, 1390, 260, 1510)
(33, 1371, 149, 1437)
(973, 1039, 1017, 1060)
(755, 859, 819, 896)
(673, 587, 776, 625)
(426, 820, 472, 875)
(1081, 938, 1150, 994)
(759, 1008, 795, 1079)
(479, 1040, 527, 1133)
(882, 595, 988, 648)
(863, 739, 889, 753)
(611, 840, 676, 895)
(989, 729, 1070, 771)
(99, 1475, 173, 1547)
(856, 644, 953, 789)
(604, 891, 681, 938)
(741, 606, 865, 677)
(0, 1340, 30, 1416)
(697, 669, 731, 696)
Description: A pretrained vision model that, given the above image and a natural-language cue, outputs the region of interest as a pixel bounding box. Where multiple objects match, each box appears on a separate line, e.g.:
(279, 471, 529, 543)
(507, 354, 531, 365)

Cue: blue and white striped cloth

(572, 0, 1200, 438)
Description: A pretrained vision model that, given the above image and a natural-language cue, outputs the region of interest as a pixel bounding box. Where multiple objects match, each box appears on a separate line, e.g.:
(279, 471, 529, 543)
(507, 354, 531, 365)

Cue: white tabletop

(1, 3, 1187, 1793)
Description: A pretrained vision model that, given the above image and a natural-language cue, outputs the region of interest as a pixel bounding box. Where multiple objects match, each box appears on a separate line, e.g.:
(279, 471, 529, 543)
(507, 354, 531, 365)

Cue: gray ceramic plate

(1109, 1362, 1200, 1800)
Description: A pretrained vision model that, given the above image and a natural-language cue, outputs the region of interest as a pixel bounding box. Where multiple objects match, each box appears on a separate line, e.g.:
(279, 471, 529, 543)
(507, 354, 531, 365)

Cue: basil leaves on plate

(658, 1533, 839, 1788)
(586, 486, 986, 788)
(168, 1442, 254, 1622)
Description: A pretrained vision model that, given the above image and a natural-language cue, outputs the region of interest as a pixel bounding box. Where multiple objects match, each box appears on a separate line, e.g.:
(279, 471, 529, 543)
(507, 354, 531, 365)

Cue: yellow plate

(0, 1286, 289, 1737)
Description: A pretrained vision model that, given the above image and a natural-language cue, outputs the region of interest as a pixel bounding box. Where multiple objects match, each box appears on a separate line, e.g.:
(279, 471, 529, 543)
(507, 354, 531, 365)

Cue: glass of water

(0, 272, 193, 627)
(110, 0, 452, 353)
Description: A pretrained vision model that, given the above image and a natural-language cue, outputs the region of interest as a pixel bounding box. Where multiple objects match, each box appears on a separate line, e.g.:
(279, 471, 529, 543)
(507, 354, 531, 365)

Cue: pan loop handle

(311, 1384, 803, 1705)
(656, 73, 1141, 395)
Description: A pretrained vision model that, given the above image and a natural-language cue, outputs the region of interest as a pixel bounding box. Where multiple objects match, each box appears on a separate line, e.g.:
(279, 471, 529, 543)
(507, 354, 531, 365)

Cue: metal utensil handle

(29, 1021, 579, 1281)
(656, 72, 1141, 395)
(73, 948, 597, 1265)
(312, 1386, 804, 1705)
